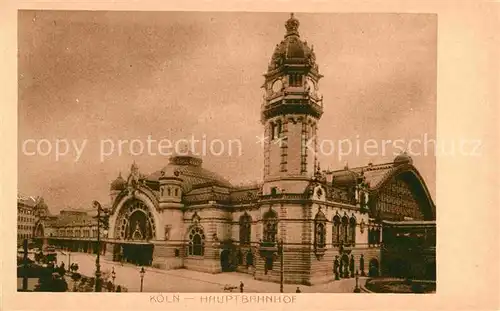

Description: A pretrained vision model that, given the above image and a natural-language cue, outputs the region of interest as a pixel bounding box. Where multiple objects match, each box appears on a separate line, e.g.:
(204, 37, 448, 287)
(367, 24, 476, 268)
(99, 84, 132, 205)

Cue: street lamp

(354, 270, 361, 293)
(278, 239, 284, 293)
(111, 267, 116, 287)
(92, 200, 109, 292)
(139, 267, 146, 292)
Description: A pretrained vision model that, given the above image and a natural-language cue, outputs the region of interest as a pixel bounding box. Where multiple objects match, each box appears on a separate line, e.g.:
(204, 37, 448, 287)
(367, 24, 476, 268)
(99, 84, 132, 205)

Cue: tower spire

(285, 12, 300, 37)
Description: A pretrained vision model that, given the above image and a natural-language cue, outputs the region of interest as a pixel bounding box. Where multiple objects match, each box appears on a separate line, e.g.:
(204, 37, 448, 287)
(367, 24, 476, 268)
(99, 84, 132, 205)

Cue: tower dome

(394, 151, 413, 165)
(268, 13, 318, 71)
(110, 172, 126, 191)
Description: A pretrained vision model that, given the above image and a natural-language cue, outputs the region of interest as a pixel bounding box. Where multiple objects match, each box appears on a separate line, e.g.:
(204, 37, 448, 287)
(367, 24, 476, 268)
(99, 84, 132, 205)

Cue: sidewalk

(60, 251, 366, 293)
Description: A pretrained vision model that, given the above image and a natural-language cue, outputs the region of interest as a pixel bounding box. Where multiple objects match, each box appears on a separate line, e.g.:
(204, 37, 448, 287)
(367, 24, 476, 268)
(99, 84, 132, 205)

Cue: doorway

(121, 243, 154, 266)
(220, 249, 234, 272)
(369, 258, 380, 277)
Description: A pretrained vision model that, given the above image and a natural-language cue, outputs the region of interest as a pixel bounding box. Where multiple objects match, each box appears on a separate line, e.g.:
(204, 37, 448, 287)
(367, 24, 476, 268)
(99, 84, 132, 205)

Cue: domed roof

(394, 152, 413, 165)
(110, 172, 126, 191)
(331, 169, 359, 187)
(159, 164, 182, 179)
(268, 13, 317, 71)
(146, 154, 232, 192)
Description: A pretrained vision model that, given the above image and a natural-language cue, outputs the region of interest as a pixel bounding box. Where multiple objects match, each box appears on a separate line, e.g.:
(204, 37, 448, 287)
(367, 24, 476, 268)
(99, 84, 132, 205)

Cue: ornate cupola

(393, 151, 413, 165)
(159, 166, 184, 209)
(262, 13, 324, 181)
(110, 172, 126, 203)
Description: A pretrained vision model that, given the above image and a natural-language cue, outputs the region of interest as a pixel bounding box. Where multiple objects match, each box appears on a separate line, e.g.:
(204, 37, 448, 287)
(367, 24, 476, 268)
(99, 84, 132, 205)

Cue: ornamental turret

(109, 172, 126, 203)
(159, 165, 183, 209)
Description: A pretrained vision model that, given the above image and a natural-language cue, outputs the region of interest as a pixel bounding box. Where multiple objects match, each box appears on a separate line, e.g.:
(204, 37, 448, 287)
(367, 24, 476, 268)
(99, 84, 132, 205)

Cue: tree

(34, 270, 68, 292)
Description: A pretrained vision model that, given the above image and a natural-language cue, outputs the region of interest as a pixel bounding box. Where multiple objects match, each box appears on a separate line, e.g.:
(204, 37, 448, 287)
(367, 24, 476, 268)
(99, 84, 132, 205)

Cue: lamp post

(111, 267, 116, 287)
(139, 267, 146, 292)
(93, 200, 109, 292)
(279, 239, 284, 293)
(354, 269, 361, 293)
(22, 239, 28, 291)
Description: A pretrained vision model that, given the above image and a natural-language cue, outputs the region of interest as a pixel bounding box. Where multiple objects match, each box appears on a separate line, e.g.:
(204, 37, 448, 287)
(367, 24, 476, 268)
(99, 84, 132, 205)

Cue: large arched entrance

(113, 198, 156, 266)
(114, 198, 156, 241)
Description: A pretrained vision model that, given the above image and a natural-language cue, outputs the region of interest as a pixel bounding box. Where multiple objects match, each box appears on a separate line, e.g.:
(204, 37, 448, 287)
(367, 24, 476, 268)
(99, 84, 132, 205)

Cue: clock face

(272, 79, 283, 93)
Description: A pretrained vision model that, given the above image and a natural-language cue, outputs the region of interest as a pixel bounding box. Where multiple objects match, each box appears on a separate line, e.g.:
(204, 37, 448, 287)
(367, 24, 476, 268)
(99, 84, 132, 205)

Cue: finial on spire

(285, 12, 300, 37)
(131, 161, 139, 173)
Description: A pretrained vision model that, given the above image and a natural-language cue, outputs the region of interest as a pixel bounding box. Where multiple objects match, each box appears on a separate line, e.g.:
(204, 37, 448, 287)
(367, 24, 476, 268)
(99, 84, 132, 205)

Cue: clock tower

(261, 13, 324, 194)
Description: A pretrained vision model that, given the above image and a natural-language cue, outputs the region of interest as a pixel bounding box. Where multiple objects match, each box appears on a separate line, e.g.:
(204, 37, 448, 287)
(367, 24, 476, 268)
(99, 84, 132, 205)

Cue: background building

(17, 195, 37, 243)
(17, 195, 50, 245)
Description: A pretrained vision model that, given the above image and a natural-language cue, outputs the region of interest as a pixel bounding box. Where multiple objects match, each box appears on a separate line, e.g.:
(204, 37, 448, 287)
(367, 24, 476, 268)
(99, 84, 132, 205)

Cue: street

(57, 251, 366, 293)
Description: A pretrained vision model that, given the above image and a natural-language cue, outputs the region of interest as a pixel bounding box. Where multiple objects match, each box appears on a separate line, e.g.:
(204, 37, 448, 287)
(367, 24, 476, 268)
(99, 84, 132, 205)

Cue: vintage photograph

(17, 11, 437, 293)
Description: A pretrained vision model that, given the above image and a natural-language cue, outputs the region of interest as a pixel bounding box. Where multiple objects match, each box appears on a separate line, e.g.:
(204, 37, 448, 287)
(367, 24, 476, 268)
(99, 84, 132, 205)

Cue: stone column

(104, 242, 114, 261)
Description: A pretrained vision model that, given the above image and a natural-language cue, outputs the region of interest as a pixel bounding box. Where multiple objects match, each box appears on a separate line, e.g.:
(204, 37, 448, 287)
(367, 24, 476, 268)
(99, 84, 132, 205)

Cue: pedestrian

(240, 281, 244, 293)
(296, 287, 301, 293)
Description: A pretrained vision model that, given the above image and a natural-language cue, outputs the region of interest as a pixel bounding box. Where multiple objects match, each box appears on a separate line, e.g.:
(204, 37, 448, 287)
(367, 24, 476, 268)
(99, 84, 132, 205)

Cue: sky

(18, 11, 437, 213)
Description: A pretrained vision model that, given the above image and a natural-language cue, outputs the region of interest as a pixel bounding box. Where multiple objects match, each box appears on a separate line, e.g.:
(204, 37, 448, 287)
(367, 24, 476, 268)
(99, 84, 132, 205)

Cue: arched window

(239, 213, 252, 246)
(188, 226, 205, 256)
(332, 215, 341, 246)
(174, 188, 179, 197)
(348, 217, 357, 245)
(314, 211, 327, 249)
(263, 209, 278, 244)
(167, 187, 171, 196)
(340, 216, 349, 244)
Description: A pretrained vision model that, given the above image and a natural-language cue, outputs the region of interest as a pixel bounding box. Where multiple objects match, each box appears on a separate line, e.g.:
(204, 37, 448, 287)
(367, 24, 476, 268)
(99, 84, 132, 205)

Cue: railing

(259, 241, 277, 252)
(260, 193, 307, 200)
(260, 241, 276, 248)
(37, 236, 100, 241)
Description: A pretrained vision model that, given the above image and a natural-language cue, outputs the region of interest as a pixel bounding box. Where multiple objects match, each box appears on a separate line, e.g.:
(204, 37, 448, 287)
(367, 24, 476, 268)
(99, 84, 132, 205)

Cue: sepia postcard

(1, 1, 499, 311)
